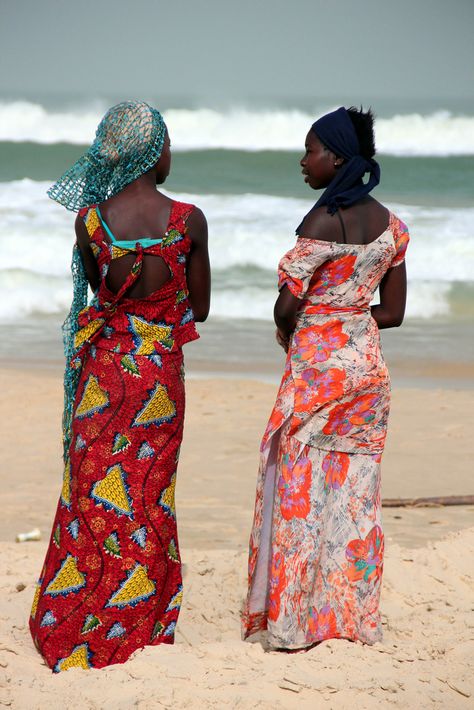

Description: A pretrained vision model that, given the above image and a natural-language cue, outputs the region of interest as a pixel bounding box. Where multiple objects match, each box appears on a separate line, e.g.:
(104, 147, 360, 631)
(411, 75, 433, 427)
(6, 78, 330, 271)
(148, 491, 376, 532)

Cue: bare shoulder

(298, 206, 341, 242)
(74, 211, 89, 245)
(186, 206, 208, 244)
(364, 197, 390, 221)
(358, 197, 391, 235)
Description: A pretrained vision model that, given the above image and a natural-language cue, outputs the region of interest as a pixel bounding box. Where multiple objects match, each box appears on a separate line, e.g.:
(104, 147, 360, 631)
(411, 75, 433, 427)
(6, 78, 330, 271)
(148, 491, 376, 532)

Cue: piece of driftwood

(382, 495, 474, 508)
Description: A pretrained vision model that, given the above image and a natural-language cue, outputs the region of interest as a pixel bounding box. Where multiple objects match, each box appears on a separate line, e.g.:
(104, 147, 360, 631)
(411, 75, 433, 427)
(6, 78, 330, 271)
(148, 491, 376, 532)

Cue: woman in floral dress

(30, 101, 210, 671)
(242, 107, 409, 649)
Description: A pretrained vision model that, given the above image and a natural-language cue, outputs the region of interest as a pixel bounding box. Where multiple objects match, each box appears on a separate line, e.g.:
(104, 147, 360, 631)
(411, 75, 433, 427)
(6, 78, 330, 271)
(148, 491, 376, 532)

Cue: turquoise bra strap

(95, 206, 162, 248)
(95, 206, 116, 242)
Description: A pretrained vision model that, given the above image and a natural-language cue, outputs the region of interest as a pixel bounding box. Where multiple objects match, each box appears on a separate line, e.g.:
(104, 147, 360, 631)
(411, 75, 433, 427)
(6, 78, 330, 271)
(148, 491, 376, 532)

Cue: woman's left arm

(371, 262, 407, 329)
(274, 285, 300, 350)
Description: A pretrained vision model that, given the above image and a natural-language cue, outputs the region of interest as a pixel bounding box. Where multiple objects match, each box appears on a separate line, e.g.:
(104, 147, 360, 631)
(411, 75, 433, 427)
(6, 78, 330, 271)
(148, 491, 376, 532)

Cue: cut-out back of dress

(95, 206, 172, 298)
(75, 199, 199, 358)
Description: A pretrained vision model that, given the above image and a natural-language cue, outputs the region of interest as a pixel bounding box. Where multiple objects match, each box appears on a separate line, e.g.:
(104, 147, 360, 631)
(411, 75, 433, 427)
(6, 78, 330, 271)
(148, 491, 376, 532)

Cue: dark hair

(346, 106, 376, 159)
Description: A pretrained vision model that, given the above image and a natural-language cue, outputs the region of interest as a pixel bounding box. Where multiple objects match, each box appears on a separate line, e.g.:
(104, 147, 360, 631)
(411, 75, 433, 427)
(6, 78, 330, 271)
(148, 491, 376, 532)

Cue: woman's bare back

(299, 197, 390, 246)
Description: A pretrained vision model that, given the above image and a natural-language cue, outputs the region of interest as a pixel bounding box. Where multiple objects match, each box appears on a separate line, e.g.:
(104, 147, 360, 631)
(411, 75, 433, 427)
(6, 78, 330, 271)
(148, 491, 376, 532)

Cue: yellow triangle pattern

(61, 458, 71, 507)
(106, 564, 156, 608)
(129, 315, 174, 355)
(74, 316, 105, 349)
(86, 209, 100, 236)
(30, 581, 42, 619)
(111, 244, 131, 259)
(75, 375, 109, 419)
(91, 464, 133, 517)
(55, 644, 91, 672)
(45, 555, 86, 596)
(159, 472, 176, 517)
(166, 586, 183, 612)
(133, 384, 176, 427)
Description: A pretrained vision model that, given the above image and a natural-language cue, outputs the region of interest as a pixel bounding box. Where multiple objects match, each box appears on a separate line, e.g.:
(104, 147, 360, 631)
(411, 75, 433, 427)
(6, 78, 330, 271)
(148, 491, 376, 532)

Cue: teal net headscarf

(50, 100, 167, 461)
(48, 100, 167, 212)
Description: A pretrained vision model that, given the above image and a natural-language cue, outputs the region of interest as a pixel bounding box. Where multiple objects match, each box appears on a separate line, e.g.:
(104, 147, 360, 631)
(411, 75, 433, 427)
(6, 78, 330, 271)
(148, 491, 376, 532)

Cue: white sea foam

(0, 101, 473, 156)
(0, 180, 472, 323)
(210, 282, 453, 321)
(0, 270, 71, 321)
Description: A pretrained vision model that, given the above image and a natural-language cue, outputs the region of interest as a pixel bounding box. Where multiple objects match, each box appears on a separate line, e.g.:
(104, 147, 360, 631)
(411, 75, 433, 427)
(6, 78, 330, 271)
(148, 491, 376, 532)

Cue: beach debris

(382, 495, 474, 508)
(437, 678, 472, 698)
(380, 683, 398, 693)
(278, 680, 302, 693)
(197, 566, 215, 576)
(15, 583, 26, 592)
(15, 528, 41, 543)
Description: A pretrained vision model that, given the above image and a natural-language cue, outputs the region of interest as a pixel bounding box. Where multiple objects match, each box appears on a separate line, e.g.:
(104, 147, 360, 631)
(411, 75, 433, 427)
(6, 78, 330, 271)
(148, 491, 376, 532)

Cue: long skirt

(242, 419, 384, 649)
(30, 346, 185, 671)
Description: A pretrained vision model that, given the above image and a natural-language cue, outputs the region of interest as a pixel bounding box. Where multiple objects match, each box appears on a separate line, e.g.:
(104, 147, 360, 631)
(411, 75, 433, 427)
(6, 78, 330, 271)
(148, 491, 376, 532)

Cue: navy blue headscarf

(296, 107, 380, 232)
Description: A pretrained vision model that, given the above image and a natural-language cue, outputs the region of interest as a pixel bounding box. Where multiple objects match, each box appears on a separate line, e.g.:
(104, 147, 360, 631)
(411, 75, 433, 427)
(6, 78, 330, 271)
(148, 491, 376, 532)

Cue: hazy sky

(1, 0, 473, 104)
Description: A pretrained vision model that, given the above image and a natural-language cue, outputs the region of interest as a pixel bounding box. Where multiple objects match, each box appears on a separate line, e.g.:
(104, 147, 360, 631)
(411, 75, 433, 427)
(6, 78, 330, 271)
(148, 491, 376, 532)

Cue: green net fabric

(48, 101, 167, 212)
(61, 244, 91, 461)
(53, 100, 166, 460)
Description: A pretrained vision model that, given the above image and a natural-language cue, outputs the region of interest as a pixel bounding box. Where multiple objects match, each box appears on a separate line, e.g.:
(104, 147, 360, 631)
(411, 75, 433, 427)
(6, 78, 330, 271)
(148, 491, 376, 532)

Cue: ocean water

(0, 98, 473, 372)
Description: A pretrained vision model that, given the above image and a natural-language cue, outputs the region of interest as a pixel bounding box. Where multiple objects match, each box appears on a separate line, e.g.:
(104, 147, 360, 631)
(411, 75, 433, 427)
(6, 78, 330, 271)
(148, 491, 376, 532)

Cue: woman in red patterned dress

(30, 101, 210, 671)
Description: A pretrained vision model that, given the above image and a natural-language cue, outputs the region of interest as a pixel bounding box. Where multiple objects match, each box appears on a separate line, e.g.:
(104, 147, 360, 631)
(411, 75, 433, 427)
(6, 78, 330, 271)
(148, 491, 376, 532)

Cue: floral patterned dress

(30, 201, 198, 671)
(242, 212, 409, 649)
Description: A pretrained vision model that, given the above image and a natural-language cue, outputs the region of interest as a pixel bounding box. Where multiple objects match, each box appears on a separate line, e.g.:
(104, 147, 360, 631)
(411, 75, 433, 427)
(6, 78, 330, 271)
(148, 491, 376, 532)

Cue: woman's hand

(275, 329, 290, 352)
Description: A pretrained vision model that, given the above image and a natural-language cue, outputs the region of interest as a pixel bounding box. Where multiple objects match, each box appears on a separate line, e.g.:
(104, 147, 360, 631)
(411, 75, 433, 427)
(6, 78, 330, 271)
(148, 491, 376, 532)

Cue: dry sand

(1, 366, 473, 708)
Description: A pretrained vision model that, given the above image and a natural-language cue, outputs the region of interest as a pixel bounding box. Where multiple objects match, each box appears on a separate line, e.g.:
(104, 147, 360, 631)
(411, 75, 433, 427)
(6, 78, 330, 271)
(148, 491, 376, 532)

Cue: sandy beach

(1, 365, 473, 708)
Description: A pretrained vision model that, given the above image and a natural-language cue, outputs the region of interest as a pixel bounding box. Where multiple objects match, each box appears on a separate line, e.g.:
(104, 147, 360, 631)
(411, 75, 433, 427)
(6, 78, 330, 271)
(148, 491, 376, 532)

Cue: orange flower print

(294, 320, 349, 363)
(294, 367, 346, 412)
(279, 273, 304, 298)
(278, 454, 312, 520)
(262, 406, 285, 445)
(307, 604, 338, 641)
(322, 451, 350, 491)
(312, 255, 357, 295)
(268, 551, 286, 621)
(345, 525, 384, 584)
(323, 393, 381, 436)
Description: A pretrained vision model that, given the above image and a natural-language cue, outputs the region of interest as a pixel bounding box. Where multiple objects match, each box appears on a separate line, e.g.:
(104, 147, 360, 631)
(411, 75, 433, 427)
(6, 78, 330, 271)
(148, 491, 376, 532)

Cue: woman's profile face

(155, 132, 171, 184)
(300, 130, 337, 190)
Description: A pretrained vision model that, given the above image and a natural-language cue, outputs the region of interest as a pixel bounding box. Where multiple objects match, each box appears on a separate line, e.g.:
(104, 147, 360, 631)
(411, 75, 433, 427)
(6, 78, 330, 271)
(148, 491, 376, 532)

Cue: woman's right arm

(75, 214, 100, 292)
(186, 208, 211, 322)
(371, 262, 407, 329)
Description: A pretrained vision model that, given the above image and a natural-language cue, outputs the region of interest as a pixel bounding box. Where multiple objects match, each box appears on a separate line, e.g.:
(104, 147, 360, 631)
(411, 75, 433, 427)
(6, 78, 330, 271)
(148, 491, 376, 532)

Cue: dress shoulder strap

(168, 201, 195, 232)
(79, 206, 101, 241)
(335, 210, 347, 244)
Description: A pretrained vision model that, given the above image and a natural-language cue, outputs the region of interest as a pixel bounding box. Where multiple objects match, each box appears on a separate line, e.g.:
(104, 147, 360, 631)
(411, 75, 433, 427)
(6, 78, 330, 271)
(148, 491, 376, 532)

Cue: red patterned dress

(30, 201, 198, 671)
(242, 213, 409, 649)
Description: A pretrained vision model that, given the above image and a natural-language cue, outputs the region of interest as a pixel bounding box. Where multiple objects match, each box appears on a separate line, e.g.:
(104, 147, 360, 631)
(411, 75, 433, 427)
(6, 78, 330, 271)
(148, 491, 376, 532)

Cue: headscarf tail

(61, 244, 89, 462)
